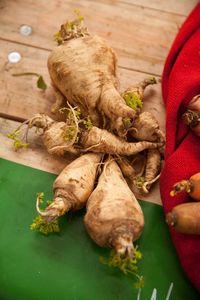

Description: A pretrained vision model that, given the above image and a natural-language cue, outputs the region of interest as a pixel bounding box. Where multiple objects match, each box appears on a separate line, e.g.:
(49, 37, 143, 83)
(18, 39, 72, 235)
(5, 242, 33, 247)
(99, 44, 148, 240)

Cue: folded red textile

(160, 3, 200, 292)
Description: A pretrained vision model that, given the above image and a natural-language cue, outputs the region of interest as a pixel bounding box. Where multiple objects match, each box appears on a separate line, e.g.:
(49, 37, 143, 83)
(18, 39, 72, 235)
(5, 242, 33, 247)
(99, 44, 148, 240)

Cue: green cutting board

(0, 158, 199, 300)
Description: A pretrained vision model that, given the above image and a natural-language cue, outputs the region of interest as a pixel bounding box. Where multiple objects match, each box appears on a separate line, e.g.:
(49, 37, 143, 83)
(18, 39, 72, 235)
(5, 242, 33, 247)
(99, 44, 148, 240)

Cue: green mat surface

(0, 158, 199, 300)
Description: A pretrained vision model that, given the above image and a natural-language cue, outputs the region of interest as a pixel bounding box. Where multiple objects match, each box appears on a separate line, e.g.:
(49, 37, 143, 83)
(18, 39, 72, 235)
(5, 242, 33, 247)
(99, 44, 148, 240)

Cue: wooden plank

(0, 117, 162, 205)
(0, 39, 160, 121)
(0, 0, 185, 75)
(0, 117, 72, 174)
(119, 0, 198, 16)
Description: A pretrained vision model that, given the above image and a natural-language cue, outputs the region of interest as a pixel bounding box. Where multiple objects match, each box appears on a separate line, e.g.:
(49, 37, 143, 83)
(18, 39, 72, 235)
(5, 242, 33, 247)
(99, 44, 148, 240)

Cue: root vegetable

(182, 95, 200, 136)
(141, 149, 161, 193)
(128, 112, 165, 143)
(36, 152, 102, 224)
(84, 159, 144, 256)
(122, 77, 157, 111)
(117, 157, 136, 180)
(48, 16, 135, 135)
(11, 113, 162, 157)
(80, 126, 163, 156)
(166, 202, 200, 234)
(170, 172, 200, 201)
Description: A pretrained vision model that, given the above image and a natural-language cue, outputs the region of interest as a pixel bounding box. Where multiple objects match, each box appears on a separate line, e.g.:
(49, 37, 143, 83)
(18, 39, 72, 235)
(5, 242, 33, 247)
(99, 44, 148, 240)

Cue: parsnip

(36, 152, 102, 223)
(142, 149, 161, 193)
(117, 157, 136, 180)
(48, 22, 135, 135)
(14, 113, 162, 157)
(80, 126, 163, 156)
(84, 159, 144, 256)
(129, 112, 165, 143)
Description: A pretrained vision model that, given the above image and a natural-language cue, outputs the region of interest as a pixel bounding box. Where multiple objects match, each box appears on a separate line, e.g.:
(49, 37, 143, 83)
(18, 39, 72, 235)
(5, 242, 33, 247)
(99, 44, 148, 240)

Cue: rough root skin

(81, 126, 162, 156)
(129, 112, 165, 143)
(141, 149, 161, 193)
(48, 31, 136, 135)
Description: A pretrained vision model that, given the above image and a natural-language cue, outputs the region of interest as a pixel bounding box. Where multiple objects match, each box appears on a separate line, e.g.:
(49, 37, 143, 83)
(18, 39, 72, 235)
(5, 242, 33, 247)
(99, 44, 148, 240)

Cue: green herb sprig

(100, 246, 144, 289)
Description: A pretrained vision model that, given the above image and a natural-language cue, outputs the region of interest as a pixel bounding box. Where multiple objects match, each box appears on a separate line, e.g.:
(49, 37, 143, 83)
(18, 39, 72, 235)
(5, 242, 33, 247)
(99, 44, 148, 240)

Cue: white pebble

(8, 51, 21, 63)
(20, 25, 32, 36)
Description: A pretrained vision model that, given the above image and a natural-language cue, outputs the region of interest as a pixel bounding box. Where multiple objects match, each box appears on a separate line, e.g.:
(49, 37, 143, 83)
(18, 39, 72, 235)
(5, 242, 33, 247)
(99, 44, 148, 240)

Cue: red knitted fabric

(160, 3, 200, 292)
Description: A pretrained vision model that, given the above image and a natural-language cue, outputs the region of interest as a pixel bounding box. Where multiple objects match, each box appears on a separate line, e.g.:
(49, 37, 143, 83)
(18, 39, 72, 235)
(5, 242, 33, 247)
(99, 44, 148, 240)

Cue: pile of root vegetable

(8, 13, 165, 288)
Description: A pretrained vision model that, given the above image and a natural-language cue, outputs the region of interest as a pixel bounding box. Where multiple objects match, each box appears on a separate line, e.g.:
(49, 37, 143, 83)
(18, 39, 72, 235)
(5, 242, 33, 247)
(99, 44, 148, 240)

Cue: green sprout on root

(12, 72, 47, 90)
(7, 129, 29, 151)
(100, 246, 144, 289)
(123, 92, 143, 110)
(54, 9, 88, 44)
(59, 105, 93, 144)
(83, 116, 93, 129)
(30, 192, 60, 235)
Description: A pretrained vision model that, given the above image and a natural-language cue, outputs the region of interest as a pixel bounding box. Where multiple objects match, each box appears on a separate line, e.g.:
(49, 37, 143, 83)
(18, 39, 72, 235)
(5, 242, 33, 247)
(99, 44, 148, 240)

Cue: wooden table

(0, 0, 198, 205)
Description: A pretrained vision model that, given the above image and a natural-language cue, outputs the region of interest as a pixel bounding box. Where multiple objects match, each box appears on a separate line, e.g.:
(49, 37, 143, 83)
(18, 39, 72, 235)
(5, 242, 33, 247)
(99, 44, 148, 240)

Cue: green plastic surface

(0, 158, 199, 300)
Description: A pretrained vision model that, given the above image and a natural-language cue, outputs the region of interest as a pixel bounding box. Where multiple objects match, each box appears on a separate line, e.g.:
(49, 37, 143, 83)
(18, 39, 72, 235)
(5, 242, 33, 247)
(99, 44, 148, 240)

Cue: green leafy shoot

(100, 246, 144, 289)
(12, 72, 47, 90)
(7, 129, 29, 151)
(123, 92, 143, 110)
(83, 116, 93, 129)
(30, 192, 60, 235)
(54, 9, 88, 44)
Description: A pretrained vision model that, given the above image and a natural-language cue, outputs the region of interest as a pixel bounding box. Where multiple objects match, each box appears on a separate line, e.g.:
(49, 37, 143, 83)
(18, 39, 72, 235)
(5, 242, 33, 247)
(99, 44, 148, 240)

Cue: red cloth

(160, 3, 200, 292)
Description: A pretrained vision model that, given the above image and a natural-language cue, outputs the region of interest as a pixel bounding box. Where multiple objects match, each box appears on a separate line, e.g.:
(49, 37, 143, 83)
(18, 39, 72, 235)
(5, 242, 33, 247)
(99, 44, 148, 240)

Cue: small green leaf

(12, 72, 47, 91)
(37, 76, 47, 90)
